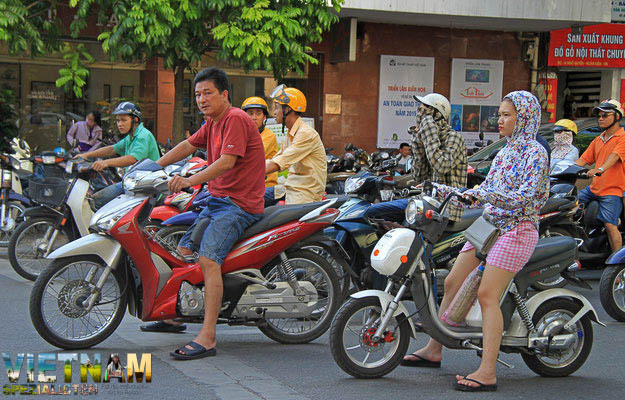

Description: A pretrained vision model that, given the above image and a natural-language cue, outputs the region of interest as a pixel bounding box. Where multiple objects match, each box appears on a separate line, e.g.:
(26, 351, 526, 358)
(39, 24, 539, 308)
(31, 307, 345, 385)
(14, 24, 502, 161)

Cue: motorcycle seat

(444, 208, 483, 233)
(239, 201, 331, 240)
(523, 236, 577, 267)
(539, 197, 574, 215)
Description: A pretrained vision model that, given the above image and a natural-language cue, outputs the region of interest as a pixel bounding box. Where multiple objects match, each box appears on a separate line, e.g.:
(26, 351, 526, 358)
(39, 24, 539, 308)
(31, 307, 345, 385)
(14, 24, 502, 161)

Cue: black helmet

(112, 101, 142, 120)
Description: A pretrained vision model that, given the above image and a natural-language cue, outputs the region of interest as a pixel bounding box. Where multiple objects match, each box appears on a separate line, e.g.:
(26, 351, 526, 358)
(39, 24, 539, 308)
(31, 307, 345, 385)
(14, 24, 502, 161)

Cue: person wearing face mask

(550, 119, 579, 170)
(405, 91, 549, 392)
(66, 110, 103, 152)
(77, 101, 160, 209)
(242, 97, 278, 187)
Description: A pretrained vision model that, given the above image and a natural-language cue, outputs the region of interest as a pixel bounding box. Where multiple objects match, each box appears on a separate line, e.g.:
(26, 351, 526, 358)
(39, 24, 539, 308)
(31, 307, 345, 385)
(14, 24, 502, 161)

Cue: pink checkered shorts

(460, 221, 539, 273)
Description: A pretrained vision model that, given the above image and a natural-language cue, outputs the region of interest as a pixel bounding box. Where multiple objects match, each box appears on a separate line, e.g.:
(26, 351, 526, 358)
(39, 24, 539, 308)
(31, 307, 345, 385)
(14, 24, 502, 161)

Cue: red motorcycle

(30, 160, 344, 349)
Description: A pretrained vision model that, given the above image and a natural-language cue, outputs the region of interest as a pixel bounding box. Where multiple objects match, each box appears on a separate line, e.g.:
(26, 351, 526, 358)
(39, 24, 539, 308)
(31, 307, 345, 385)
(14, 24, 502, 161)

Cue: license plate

(380, 190, 393, 201)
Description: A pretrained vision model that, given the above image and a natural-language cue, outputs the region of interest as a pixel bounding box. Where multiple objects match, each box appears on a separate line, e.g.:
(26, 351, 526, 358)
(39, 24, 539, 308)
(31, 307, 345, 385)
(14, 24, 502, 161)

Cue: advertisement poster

(548, 23, 625, 68)
(450, 58, 504, 147)
(539, 72, 558, 123)
(377, 55, 435, 149)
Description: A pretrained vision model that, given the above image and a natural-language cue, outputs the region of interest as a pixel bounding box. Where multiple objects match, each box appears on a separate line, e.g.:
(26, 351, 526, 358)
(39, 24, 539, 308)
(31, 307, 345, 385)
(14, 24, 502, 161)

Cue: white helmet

(414, 93, 451, 120)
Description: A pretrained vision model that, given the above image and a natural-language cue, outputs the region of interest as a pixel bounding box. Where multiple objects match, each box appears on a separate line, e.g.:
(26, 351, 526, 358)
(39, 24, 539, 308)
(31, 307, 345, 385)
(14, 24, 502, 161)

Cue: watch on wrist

(598, 167, 605, 172)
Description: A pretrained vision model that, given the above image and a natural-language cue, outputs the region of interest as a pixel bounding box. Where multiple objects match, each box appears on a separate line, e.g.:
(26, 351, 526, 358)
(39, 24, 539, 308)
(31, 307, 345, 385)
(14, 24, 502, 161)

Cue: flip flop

(140, 321, 187, 333)
(170, 341, 217, 360)
(400, 354, 441, 368)
(454, 376, 498, 392)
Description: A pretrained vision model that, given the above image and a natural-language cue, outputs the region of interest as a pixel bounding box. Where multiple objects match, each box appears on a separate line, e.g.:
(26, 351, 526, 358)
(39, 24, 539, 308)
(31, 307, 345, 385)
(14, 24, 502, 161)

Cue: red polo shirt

(188, 107, 265, 214)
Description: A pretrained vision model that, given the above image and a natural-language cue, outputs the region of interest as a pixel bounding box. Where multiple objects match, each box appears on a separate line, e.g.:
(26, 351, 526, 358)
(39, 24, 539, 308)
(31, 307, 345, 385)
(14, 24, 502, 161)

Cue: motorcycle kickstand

(461, 340, 514, 369)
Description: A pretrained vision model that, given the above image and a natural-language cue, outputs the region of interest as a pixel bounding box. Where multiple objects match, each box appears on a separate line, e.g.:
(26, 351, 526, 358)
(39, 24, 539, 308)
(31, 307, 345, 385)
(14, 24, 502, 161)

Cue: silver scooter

(330, 190, 603, 379)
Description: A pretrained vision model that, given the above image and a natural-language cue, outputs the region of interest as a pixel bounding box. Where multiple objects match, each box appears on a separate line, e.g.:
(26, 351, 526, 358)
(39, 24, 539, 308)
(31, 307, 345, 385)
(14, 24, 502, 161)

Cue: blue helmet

(53, 147, 66, 157)
(112, 101, 142, 120)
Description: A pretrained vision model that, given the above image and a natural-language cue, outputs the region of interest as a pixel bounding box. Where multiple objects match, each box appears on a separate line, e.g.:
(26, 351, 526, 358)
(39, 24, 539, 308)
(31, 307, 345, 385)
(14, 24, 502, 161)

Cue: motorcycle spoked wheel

(8, 216, 72, 281)
(0, 201, 26, 247)
(329, 296, 411, 378)
(304, 245, 351, 300)
(599, 265, 625, 321)
(29, 256, 127, 350)
(258, 248, 341, 344)
(521, 298, 593, 377)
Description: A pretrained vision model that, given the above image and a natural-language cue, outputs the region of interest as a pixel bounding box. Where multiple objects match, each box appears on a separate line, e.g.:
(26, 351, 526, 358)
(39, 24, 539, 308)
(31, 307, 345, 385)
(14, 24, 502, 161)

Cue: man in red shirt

(576, 99, 625, 252)
(149, 67, 265, 360)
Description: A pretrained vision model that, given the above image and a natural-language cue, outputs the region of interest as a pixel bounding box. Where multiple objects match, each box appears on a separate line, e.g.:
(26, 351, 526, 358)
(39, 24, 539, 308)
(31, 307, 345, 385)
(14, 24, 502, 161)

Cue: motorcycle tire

(258, 248, 341, 344)
(330, 296, 411, 379)
(532, 226, 574, 290)
(154, 225, 189, 249)
(304, 245, 351, 300)
(30, 255, 127, 349)
(8, 216, 73, 281)
(599, 265, 625, 321)
(521, 298, 593, 377)
(0, 200, 27, 247)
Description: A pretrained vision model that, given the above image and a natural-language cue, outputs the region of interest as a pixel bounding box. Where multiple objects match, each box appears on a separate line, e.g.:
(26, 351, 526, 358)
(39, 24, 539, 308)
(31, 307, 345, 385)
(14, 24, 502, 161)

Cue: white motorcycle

(330, 189, 602, 379)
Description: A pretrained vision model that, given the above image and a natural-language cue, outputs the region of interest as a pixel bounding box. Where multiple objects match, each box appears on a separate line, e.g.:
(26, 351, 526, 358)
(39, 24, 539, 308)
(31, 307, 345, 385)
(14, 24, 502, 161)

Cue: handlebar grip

(454, 192, 473, 205)
(182, 187, 194, 194)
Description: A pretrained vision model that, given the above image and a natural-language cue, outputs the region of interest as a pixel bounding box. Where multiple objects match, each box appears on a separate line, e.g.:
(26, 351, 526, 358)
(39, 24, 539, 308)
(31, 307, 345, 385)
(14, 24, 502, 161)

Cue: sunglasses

(597, 112, 614, 119)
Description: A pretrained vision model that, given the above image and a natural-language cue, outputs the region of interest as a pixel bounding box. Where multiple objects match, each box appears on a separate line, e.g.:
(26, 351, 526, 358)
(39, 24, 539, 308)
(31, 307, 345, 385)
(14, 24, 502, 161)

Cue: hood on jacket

(503, 90, 541, 144)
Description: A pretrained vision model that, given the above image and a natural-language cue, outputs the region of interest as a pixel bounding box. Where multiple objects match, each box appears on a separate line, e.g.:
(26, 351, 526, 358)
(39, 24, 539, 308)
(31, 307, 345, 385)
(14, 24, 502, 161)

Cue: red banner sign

(540, 77, 558, 123)
(548, 24, 625, 68)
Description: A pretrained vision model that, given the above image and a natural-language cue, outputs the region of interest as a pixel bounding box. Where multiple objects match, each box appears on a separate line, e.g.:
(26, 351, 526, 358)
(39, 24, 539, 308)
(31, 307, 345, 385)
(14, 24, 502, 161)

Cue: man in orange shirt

(575, 99, 625, 252)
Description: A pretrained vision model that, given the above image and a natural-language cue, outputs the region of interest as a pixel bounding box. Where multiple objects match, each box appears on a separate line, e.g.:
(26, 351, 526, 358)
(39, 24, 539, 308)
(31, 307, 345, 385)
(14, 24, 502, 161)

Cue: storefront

(547, 23, 625, 122)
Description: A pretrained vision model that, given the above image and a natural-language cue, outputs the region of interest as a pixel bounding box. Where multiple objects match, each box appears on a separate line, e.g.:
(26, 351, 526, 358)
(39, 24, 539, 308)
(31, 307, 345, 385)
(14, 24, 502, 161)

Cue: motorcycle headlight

(405, 199, 424, 225)
(91, 200, 143, 232)
(42, 155, 56, 164)
(345, 177, 365, 193)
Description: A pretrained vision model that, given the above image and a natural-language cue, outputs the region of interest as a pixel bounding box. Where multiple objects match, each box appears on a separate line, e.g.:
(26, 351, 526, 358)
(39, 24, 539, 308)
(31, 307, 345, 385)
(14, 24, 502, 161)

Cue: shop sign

(548, 24, 625, 68)
(377, 55, 435, 148)
(27, 90, 58, 101)
(539, 72, 558, 123)
(449, 58, 504, 147)
(612, 1, 625, 23)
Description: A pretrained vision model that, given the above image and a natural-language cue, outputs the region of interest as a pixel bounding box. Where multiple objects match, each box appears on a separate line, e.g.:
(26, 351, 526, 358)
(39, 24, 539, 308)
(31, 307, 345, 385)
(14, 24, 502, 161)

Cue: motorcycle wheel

(154, 225, 189, 249)
(521, 298, 593, 377)
(258, 248, 341, 344)
(304, 245, 351, 300)
(8, 216, 72, 281)
(533, 226, 573, 290)
(599, 265, 625, 321)
(0, 201, 27, 247)
(329, 296, 411, 379)
(29, 256, 127, 349)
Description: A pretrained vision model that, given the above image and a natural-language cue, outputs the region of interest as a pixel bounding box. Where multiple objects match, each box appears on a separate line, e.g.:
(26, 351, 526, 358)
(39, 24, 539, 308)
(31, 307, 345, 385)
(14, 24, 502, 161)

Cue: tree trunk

(172, 63, 187, 145)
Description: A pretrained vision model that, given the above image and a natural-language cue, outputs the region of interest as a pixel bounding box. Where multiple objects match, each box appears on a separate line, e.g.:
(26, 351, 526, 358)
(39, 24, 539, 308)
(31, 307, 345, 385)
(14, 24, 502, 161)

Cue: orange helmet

(242, 96, 269, 116)
(270, 84, 307, 113)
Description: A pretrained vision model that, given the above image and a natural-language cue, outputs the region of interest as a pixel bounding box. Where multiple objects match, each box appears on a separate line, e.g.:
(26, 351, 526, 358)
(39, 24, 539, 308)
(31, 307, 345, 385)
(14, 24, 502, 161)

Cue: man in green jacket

(78, 101, 160, 209)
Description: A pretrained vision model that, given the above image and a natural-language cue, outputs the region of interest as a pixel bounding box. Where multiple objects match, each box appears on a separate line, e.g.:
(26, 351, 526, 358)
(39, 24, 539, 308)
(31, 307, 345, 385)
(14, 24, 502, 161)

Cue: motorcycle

(599, 247, 625, 321)
(30, 159, 343, 349)
(8, 160, 98, 280)
(329, 189, 602, 379)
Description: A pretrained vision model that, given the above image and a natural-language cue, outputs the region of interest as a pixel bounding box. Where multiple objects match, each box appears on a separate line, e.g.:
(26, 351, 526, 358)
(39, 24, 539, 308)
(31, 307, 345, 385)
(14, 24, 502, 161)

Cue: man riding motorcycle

(77, 102, 160, 209)
(264, 85, 327, 206)
(575, 99, 625, 253)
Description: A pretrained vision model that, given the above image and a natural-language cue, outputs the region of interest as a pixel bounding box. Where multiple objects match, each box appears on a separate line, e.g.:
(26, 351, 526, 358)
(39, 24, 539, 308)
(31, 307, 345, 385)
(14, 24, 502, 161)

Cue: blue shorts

(578, 187, 623, 226)
(178, 196, 262, 265)
(264, 186, 285, 207)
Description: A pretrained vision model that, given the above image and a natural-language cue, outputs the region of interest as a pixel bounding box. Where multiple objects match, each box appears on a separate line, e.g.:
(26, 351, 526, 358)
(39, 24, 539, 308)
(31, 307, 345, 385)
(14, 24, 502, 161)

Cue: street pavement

(0, 251, 624, 399)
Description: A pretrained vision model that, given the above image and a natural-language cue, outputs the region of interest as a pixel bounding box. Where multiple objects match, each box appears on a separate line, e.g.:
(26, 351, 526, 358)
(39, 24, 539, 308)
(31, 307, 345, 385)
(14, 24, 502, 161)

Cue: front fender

(350, 290, 417, 338)
(46, 233, 122, 268)
(8, 191, 30, 205)
(606, 246, 625, 265)
(161, 210, 198, 226)
(506, 288, 605, 338)
(23, 206, 61, 219)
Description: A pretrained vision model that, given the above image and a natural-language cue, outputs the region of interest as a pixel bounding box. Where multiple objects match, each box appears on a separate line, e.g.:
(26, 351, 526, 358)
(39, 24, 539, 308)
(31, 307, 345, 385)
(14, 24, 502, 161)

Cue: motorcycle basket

(27, 177, 71, 208)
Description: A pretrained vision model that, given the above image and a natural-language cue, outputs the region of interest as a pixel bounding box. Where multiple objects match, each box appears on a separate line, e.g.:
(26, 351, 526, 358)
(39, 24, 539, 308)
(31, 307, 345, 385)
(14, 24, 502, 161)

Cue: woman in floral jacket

(401, 91, 549, 392)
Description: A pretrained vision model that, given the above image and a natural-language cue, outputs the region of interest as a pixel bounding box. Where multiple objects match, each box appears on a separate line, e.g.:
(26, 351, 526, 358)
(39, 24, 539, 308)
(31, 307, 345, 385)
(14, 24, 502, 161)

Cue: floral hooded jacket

(436, 90, 549, 233)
